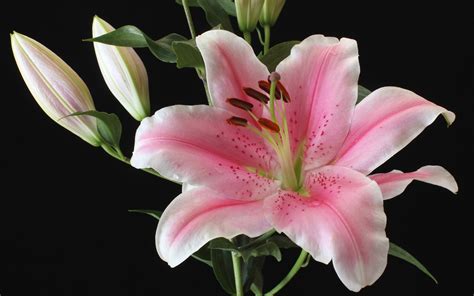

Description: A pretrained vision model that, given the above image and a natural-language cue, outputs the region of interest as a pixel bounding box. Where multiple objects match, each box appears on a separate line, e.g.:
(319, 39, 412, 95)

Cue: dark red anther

(258, 118, 280, 133)
(243, 87, 270, 104)
(258, 80, 281, 100)
(277, 81, 291, 103)
(227, 116, 248, 127)
(226, 98, 254, 111)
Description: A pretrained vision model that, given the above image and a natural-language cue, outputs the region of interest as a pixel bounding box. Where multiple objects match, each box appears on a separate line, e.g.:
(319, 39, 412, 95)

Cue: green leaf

(217, 0, 237, 16)
(128, 209, 162, 220)
(260, 41, 300, 72)
(244, 257, 265, 294)
(240, 241, 282, 262)
(209, 238, 238, 251)
(357, 85, 371, 104)
(389, 242, 438, 284)
(69, 111, 122, 149)
(86, 26, 186, 63)
(197, 0, 233, 31)
(172, 39, 204, 69)
(267, 234, 298, 249)
(192, 245, 213, 267)
(211, 249, 236, 294)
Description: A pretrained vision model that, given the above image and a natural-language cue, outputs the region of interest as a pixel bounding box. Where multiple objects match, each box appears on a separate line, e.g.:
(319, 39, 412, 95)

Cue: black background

(1, 1, 473, 295)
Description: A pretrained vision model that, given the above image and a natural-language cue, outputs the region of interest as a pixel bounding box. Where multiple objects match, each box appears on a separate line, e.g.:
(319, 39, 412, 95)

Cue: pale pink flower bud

(11, 32, 101, 146)
(92, 16, 150, 121)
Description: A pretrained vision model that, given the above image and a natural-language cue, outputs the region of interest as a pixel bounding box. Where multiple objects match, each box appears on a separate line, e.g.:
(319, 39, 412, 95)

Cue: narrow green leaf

(209, 238, 238, 251)
(389, 242, 438, 284)
(197, 0, 233, 31)
(86, 26, 186, 63)
(357, 85, 371, 104)
(148, 33, 187, 62)
(211, 249, 236, 294)
(260, 41, 300, 72)
(69, 111, 122, 149)
(85, 25, 148, 47)
(172, 39, 204, 69)
(128, 209, 162, 220)
(240, 241, 282, 262)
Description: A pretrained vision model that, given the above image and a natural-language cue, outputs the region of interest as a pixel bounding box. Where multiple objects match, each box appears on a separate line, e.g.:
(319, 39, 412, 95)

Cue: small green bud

(235, 0, 265, 33)
(260, 0, 286, 27)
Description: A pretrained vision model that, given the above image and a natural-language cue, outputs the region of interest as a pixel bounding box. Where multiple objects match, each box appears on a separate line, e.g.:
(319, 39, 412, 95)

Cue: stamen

(258, 118, 280, 133)
(243, 87, 270, 104)
(227, 116, 248, 127)
(267, 73, 291, 103)
(258, 80, 281, 100)
(226, 98, 254, 111)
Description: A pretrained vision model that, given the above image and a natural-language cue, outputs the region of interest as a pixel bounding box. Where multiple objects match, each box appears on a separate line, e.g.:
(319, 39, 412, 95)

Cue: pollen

(258, 118, 280, 133)
(226, 98, 254, 111)
(243, 87, 270, 104)
(227, 116, 248, 127)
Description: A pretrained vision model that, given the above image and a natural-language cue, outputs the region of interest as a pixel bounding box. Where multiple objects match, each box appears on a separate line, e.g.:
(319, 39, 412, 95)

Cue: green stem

(182, 0, 196, 39)
(264, 250, 308, 296)
(232, 252, 244, 296)
(243, 31, 252, 45)
(263, 25, 271, 55)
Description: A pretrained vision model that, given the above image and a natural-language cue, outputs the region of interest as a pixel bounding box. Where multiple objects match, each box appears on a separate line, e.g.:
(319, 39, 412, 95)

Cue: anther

(226, 98, 254, 111)
(258, 80, 281, 100)
(243, 87, 270, 104)
(258, 118, 280, 133)
(277, 81, 291, 103)
(227, 116, 248, 127)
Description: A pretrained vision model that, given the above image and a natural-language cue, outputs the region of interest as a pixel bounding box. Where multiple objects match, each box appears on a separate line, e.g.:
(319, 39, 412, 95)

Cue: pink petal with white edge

(196, 30, 269, 120)
(265, 166, 388, 292)
(275, 35, 359, 169)
(157, 187, 272, 267)
(333, 87, 455, 175)
(131, 105, 280, 199)
(370, 165, 458, 200)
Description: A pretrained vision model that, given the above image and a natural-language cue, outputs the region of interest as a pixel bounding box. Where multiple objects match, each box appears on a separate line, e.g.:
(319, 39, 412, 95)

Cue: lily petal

(275, 35, 359, 169)
(196, 30, 269, 120)
(265, 165, 388, 292)
(370, 165, 458, 200)
(333, 87, 455, 174)
(131, 105, 279, 199)
(157, 187, 272, 267)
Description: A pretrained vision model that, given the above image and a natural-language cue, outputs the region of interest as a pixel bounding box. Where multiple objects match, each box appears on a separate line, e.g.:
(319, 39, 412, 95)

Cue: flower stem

(264, 249, 308, 296)
(243, 31, 252, 45)
(232, 252, 244, 296)
(263, 25, 271, 55)
(182, 0, 196, 39)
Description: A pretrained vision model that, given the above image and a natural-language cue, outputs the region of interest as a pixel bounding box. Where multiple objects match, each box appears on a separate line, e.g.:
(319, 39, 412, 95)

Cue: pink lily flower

(131, 30, 458, 291)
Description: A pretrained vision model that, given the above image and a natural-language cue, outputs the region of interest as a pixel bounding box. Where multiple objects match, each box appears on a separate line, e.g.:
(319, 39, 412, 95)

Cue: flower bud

(11, 32, 102, 146)
(92, 16, 150, 121)
(259, 0, 286, 27)
(235, 0, 265, 33)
